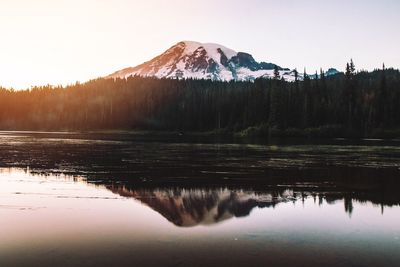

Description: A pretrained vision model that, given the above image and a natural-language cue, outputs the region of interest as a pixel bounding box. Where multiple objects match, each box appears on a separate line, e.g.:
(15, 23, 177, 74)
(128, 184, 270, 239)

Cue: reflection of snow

(108, 186, 295, 227)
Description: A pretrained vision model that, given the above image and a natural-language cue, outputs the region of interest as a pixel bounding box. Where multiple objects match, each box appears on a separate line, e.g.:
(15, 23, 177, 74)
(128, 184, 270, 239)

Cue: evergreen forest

(1, 62, 399, 138)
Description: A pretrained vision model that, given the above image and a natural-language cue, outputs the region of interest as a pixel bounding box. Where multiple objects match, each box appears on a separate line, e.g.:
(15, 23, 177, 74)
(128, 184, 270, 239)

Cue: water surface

(0, 132, 400, 267)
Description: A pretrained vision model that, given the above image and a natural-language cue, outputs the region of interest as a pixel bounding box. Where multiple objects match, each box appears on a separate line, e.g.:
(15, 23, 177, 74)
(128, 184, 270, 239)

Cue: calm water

(0, 132, 399, 267)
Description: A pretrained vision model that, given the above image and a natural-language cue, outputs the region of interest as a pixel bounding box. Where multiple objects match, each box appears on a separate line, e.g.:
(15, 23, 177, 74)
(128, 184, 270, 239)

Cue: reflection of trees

(344, 197, 354, 216)
(1, 132, 399, 222)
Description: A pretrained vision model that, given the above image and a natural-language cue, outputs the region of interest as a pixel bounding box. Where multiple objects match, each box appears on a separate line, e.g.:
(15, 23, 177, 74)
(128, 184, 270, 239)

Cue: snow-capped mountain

(107, 41, 301, 82)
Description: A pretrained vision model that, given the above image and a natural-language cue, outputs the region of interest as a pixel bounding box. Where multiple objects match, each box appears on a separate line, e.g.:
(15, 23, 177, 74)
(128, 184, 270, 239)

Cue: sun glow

(0, 0, 399, 89)
(0, 0, 172, 89)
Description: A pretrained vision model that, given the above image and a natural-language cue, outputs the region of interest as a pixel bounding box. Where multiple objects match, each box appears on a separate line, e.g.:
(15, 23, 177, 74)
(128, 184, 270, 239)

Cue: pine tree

(320, 68, 325, 81)
(302, 68, 311, 128)
(273, 65, 280, 80)
(350, 59, 356, 75)
(345, 63, 351, 78)
(377, 63, 387, 127)
(344, 60, 356, 130)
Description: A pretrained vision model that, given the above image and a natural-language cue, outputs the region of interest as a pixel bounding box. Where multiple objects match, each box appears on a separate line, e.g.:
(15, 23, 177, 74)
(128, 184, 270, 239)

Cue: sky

(0, 0, 399, 89)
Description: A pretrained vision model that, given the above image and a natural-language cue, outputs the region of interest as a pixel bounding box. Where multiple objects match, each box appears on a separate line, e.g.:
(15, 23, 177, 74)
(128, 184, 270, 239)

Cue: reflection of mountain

(1, 132, 398, 227)
(107, 186, 294, 227)
(101, 179, 400, 227)
(105, 181, 400, 227)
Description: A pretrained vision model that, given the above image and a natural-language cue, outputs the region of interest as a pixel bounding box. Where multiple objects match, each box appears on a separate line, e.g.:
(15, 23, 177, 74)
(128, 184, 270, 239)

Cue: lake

(0, 131, 399, 267)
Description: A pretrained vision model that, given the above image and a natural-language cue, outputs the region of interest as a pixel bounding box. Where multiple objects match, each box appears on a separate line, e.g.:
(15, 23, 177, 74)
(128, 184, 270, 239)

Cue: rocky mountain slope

(107, 41, 304, 81)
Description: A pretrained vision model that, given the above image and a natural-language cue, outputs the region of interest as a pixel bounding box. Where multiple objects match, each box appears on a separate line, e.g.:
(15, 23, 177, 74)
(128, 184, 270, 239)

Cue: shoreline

(1, 128, 400, 141)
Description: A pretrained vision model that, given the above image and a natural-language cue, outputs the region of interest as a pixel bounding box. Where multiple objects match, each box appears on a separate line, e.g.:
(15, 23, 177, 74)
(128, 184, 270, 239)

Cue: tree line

(0, 62, 399, 138)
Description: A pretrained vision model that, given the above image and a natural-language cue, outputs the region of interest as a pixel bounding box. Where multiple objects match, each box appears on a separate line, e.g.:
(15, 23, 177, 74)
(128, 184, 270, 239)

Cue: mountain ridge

(107, 41, 339, 82)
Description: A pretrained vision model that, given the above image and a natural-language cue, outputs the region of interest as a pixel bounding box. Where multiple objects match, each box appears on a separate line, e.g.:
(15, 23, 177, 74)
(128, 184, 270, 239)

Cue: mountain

(107, 41, 302, 82)
(309, 68, 341, 79)
(326, 68, 341, 76)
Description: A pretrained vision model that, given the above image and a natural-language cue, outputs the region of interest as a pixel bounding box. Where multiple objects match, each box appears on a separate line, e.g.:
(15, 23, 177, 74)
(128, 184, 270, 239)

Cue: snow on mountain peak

(106, 41, 339, 82)
(180, 41, 238, 61)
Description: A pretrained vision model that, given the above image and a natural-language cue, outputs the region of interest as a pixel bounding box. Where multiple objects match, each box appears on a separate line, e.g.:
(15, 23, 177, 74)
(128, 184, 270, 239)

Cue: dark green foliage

(0, 64, 399, 138)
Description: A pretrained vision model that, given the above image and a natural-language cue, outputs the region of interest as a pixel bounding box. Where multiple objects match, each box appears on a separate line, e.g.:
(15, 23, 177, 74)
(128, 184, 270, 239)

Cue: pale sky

(0, 0, 399, 89)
